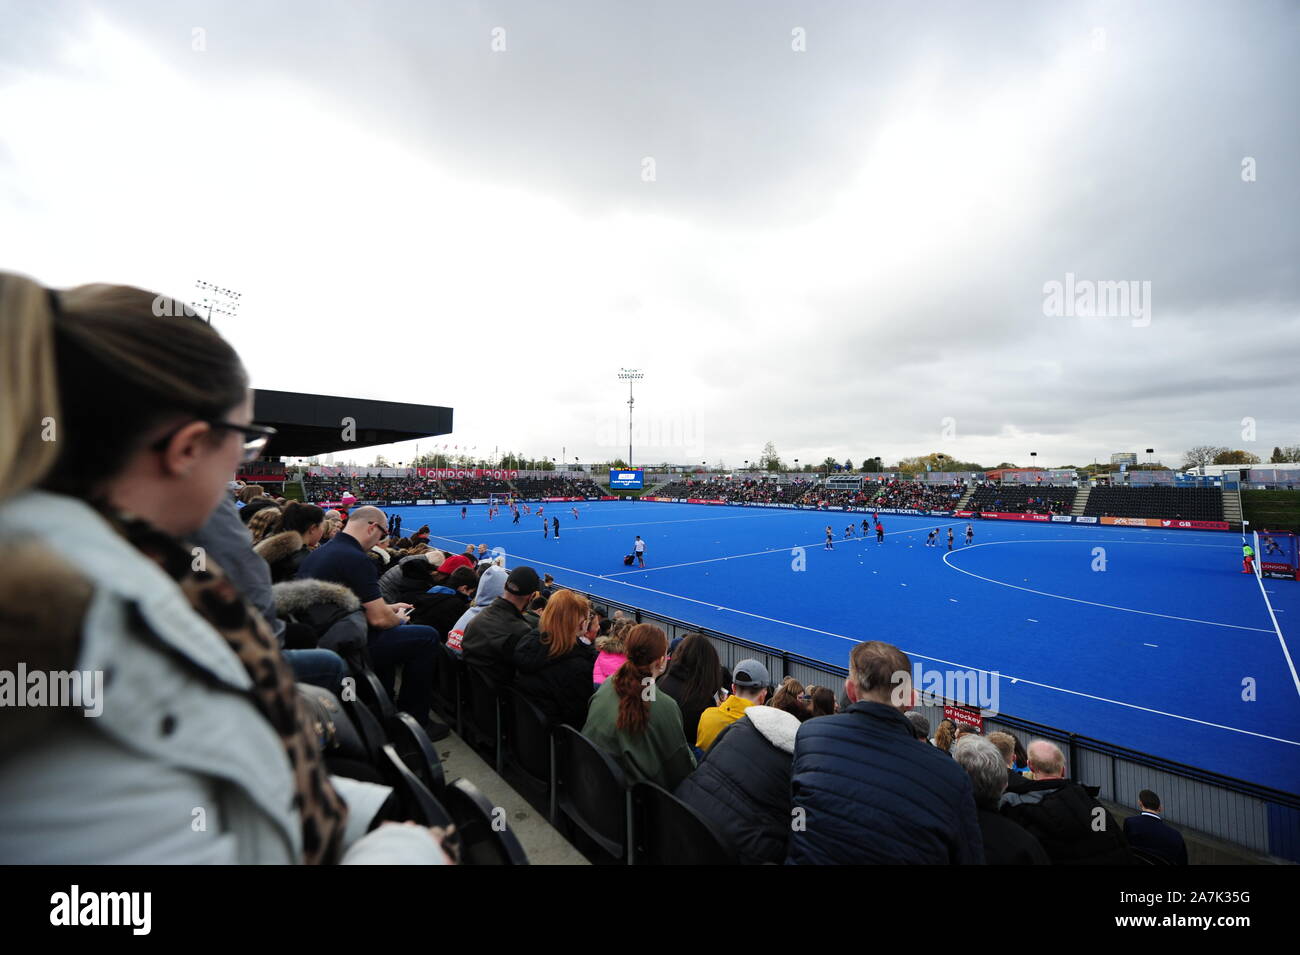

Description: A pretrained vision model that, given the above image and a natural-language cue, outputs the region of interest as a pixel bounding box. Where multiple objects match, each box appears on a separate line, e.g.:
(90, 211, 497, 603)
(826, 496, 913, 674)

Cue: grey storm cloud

(1, 0, 1297, 468)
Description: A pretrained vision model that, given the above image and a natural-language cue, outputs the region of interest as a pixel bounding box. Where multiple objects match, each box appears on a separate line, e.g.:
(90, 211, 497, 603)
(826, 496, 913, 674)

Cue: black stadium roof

(254, 389, 453, 458)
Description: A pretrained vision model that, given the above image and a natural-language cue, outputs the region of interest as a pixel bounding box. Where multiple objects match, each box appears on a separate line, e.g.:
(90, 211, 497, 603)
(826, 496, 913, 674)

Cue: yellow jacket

(695, 694, 756, 751)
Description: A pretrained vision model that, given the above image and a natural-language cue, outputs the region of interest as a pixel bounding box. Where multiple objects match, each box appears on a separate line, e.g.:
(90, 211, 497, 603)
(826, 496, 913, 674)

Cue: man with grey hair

(787, 641, 983, 864)
(903, 710, 930, 741)
(986, 731, 1030, 794)
(999, 739, 1133, 864)
(952, 736, 1049, 865)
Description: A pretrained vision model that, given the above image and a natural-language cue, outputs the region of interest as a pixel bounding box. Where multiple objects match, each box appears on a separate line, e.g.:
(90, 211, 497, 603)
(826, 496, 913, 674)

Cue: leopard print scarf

(111, 510, 348, 864)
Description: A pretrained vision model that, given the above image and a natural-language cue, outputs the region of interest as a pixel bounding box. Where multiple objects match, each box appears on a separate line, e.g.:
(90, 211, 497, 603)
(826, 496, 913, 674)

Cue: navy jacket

(786, 702, 984, 865)
(1123, 812, 1188, 865)
(675, 705, 801, 865)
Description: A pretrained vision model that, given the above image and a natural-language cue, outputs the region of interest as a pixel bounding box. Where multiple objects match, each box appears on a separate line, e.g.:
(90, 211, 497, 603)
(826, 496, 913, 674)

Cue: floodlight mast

(617, 368, 644, 469)
(193, 279, 242, 328)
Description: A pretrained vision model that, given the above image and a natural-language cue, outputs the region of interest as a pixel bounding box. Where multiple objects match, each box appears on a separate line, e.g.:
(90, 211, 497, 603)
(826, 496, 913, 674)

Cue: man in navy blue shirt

(1123, 790, 1188, 864)
(298, 505, 447, 739)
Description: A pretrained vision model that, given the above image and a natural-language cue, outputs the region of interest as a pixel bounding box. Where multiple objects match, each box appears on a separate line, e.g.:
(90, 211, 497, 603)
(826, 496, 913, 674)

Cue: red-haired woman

(581, 624, 696, 790)
(512, 589, 599, 728)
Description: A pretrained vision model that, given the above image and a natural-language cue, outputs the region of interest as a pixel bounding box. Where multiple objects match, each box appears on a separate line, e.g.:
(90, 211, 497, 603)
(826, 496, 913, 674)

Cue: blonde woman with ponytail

(580, 623, 697, 790)
(0, 273, 447, 864)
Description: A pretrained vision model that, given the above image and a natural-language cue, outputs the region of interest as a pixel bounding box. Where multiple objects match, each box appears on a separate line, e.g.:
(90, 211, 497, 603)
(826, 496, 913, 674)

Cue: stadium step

(1222, 486, 1243, 527)
(955, 486, 976, 510)
(436, 727, 589, 865)
(1071, 486, 1091, 516)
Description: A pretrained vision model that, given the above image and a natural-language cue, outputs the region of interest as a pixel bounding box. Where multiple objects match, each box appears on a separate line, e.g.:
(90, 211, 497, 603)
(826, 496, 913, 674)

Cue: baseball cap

(732, 659, 771, 688)
(504, 566, 541, 596)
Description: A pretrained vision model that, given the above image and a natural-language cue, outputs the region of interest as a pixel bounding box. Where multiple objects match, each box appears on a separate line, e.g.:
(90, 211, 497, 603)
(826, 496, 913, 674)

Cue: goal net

(488, 493, 511, 507)
(1255, 530, 1299, 579)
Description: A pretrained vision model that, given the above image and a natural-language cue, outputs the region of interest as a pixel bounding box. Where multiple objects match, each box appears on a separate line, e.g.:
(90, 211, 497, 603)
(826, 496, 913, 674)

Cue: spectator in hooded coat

(999, 740, 1134, 865)
(675, 698, 807, 864)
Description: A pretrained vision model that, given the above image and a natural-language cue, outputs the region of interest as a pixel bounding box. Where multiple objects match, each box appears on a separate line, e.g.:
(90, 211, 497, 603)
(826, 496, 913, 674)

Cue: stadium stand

(967, 484, 1077, 515)
(1084, 486, 1225, 521)
(303, 475, 433, 502)
(512, 476, 606, 498)
(440, 478, 515, 499)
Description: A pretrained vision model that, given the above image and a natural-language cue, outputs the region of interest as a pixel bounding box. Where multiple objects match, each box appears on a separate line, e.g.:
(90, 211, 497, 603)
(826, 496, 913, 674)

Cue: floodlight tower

(618, 368, 644, 468)
(194, 279, 242, 327)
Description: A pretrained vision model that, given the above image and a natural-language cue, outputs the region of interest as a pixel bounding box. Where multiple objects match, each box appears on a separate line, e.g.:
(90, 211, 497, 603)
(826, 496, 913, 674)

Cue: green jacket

(581, 678, 697, 791)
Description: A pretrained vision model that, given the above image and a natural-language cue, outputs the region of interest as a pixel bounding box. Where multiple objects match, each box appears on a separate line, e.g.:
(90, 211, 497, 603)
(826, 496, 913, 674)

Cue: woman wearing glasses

(0, 274, 447, 864)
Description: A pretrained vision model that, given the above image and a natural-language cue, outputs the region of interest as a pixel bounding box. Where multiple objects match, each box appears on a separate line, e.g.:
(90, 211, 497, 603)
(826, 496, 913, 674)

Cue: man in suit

(1123, 790, 1189, 864)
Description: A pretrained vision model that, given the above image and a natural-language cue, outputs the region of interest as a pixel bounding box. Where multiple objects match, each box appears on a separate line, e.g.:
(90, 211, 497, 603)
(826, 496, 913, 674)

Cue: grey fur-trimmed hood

(272, 578, 360, 616)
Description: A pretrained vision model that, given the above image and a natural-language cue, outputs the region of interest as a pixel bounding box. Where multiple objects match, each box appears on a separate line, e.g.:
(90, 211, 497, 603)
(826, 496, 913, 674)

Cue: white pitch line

(1252, 566, 1300, 701)
(602, 526, 925, 577)
(942, 542, 1274, 634)
(416, 542, 1300, 749)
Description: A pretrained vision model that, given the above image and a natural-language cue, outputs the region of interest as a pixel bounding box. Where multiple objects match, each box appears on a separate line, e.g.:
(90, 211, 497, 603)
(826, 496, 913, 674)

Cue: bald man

(998, 739, 1133, 864)
(297, 505, 448, 739)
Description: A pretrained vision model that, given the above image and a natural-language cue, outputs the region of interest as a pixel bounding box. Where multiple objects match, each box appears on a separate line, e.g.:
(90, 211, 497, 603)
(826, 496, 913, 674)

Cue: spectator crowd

(0, 271, 1196, 866)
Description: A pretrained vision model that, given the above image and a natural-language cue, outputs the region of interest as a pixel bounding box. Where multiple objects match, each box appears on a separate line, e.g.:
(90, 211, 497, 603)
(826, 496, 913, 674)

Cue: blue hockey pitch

(388, 499, 1300, 794)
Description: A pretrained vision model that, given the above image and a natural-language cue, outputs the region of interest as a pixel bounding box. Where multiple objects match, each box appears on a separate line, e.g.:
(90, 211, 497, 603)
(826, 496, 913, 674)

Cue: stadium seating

(442, 778, 530, 866)
(380, 743, 453, 828)
(631, 782, 737, 865)
(440, 478, 515, 499)
(1084, 486, 1224, 521)
(463, 668, 505, 774)
(502, 686, 556, 808)
(554, 724, 633, 862)
(513, 477, 605, 498)
(388, 710, 447, 799)
(968, 485, 1077, 515)
(304, 475, 433, 502)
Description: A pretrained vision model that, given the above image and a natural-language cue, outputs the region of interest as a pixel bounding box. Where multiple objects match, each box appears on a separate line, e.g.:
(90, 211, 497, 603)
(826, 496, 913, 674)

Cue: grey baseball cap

(732, 659, 771, 688)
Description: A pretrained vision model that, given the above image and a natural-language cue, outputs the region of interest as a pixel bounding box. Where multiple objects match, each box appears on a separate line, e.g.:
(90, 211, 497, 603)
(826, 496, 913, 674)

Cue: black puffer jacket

(409, 587, 471, 642)
(674, 705, 801, 864)
(511, 631, 598, 729)
(378, 555, 437, 604)
(999, 778, 1134, 865)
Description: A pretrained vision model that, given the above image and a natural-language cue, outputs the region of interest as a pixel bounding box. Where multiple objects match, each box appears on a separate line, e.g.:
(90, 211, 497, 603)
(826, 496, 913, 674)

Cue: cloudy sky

(2, 0, 1297, 470)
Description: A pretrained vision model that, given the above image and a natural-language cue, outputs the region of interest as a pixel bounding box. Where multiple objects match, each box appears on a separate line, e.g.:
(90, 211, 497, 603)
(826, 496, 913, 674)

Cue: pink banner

(979, 511, 1052, 522)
